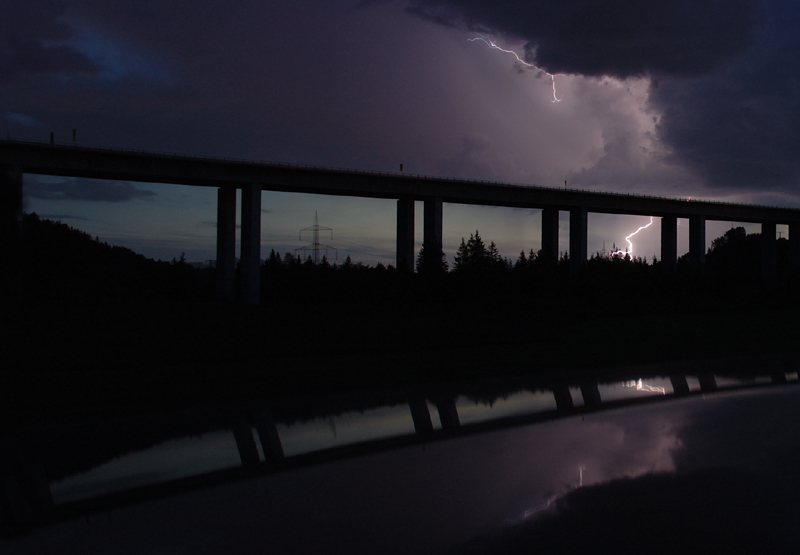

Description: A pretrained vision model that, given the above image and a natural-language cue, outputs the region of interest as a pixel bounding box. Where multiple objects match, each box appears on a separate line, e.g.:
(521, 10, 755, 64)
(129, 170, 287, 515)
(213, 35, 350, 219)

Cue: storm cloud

(7, 0, 800, 262)
(408, 0, 800, 194)
(649, 2, 800, 191)
(0, 1, 100, 83)
(406, 0, 763, 78)
(25, 177, 156, 202)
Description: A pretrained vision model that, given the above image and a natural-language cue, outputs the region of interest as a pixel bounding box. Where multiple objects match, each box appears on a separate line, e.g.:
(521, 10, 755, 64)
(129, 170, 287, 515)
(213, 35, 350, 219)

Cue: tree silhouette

(416, 243, 448, 275)
(453, 230, 509, 273)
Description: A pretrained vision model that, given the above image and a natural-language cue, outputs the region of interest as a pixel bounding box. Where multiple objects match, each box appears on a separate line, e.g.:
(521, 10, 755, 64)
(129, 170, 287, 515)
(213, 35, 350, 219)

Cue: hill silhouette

(20, 213, 210, 300)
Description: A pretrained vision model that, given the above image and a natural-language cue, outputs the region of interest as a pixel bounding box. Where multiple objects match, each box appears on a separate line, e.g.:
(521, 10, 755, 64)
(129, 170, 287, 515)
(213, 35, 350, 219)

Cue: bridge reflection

(2, 356, 797, 536)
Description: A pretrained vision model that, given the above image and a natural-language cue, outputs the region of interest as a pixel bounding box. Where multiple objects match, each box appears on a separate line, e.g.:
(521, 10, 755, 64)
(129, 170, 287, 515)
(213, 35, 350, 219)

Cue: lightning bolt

(469, 37, 563, 103)
(610, 217, 654, 259)
(623, 379, 666, 395)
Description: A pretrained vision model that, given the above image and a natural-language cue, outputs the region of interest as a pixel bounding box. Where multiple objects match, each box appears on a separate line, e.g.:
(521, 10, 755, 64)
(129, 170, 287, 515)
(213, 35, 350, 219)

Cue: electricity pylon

(296, 212, 337, 264)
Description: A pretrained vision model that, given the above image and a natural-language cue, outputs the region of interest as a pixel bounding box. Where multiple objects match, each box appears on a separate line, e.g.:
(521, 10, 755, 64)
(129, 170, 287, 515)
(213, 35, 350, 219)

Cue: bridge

(3, 139, 800, 304)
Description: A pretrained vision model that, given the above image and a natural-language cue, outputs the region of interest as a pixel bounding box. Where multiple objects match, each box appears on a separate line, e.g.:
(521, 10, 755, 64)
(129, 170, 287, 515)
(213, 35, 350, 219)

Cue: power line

(295, 211, 337, 264)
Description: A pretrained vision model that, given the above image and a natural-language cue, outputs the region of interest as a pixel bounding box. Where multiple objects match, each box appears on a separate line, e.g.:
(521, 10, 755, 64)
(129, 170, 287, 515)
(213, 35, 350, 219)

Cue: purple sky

(5, 0, 800, 264)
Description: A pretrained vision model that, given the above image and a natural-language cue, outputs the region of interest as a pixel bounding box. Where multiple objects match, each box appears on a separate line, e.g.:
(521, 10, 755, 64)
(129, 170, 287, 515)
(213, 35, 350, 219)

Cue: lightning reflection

(610, 217, 654, 259)
(506, 465, 585, 524)
(469, 37, 563, 103)
(623, 379, 666, 395)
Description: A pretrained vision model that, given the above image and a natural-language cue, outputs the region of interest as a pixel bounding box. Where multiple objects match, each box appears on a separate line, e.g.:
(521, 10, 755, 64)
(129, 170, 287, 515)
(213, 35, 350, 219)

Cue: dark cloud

(649, 2, 800, 191)
(0, 40, 99, 83)
(25, 178, 156, 202)
(406, 0, 763, 78)
(199, 220, 241, 229)
(38, 213, 90, 221)
(0, 1, 99, 83)
(407, 0, 800, 195)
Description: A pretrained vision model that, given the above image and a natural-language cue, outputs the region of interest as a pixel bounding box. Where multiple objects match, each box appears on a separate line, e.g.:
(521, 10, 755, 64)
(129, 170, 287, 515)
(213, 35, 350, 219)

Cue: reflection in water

(277, 404, 416, 456)
(598, 378, 672, 401)
(50, 430, 245, 504)
(622, 378, 666, 395)
(29, 371, 800, 509)
(456, 391, 557, 425)
(505, 464, 586, 525)
(4, 366, 800, 553)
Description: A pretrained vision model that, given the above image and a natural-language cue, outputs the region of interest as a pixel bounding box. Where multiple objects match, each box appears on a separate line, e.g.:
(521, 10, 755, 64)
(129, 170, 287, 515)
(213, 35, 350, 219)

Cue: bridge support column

(240, 183, 261, 305)
(396, 199, 415, 272)
(580, 382, 601, 408)
(216, 187, 236, 303)
(569, 207, 587, 274)
(0, 165, 22, 300)
(423, 196, 443, 265)
(231, 415, 260, 468)
(670, 375, 690, 396)
(409, 398, 433, 433)
(661, 215, 678, 272)
(541, 208, 559, 260)
(698, 373, 717, 393)
(434, 396, 460, 430)
(789, 222, 800, 272)
(251, 410, 284, 464)
(761, 222, 777, 283)
(689, 215, 706, 270)
(552, 385, 573, 410)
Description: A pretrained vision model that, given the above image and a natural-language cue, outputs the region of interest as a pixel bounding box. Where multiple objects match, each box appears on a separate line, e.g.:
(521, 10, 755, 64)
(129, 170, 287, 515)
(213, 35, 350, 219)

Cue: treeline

(17, 215, 799, 305)
(259, 227, 799, 306)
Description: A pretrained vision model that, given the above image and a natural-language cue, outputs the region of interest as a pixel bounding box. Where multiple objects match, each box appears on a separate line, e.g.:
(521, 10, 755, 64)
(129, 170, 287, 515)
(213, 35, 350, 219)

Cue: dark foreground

(5, 213, 799, 428)
(4, 292, 800, 429)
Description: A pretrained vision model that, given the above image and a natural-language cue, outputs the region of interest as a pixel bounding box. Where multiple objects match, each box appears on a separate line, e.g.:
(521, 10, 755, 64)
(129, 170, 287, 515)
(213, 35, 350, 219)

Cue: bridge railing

(1, 138, 795, 212)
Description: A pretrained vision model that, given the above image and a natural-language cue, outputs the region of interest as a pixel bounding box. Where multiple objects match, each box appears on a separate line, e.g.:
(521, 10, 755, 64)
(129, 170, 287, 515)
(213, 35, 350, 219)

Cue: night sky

(4, 0, 800, 264)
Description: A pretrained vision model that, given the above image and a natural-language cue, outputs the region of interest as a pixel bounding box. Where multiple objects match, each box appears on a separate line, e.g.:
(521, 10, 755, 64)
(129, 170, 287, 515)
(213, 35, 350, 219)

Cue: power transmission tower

(296, 212, 337, 264)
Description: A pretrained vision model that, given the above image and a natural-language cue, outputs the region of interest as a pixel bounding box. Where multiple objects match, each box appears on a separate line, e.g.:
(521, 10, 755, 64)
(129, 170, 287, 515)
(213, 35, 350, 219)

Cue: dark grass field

(4, 293, 799, 430)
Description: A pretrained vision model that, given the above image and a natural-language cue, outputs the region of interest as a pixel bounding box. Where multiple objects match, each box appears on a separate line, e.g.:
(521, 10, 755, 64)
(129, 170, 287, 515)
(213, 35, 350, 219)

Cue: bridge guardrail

(0, 138, 794, 212)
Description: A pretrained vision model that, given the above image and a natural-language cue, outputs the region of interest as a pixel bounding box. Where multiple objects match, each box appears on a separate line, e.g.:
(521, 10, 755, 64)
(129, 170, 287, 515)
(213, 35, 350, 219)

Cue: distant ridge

(21, 213, 209, 300)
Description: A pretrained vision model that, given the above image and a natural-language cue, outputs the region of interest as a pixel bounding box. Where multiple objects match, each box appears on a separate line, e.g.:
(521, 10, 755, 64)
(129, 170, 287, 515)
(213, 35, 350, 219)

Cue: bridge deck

(3, 140, 799, 223)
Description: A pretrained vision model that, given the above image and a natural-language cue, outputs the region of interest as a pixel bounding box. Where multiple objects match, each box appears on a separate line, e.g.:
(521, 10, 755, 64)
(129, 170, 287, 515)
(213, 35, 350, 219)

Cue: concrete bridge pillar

(541, 208, 559, 260)
(251, 410, 284, 464)
(0, 165, 22, 299)
(761, 222, 777, 283)
(661, 215, 678, 272)
(240, 183, 262, 305)
(231, 415, 260, 468)
(396, 199, 415, 272)
(552, 384, 573, 410)
(697, 373, 717, 393)
(569, 207, 587, 274)
(789, 222, 800, 272)
(434, 396, 460, 430)
(423, 196, 443, 263)
(771, 370, 787, 384)
(216, 187, 236, 303)
(670, 375, 690, 396)
(408, 398, 433, 433)
(689, 215, 706, 270)
(580, 382, 602, 408)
